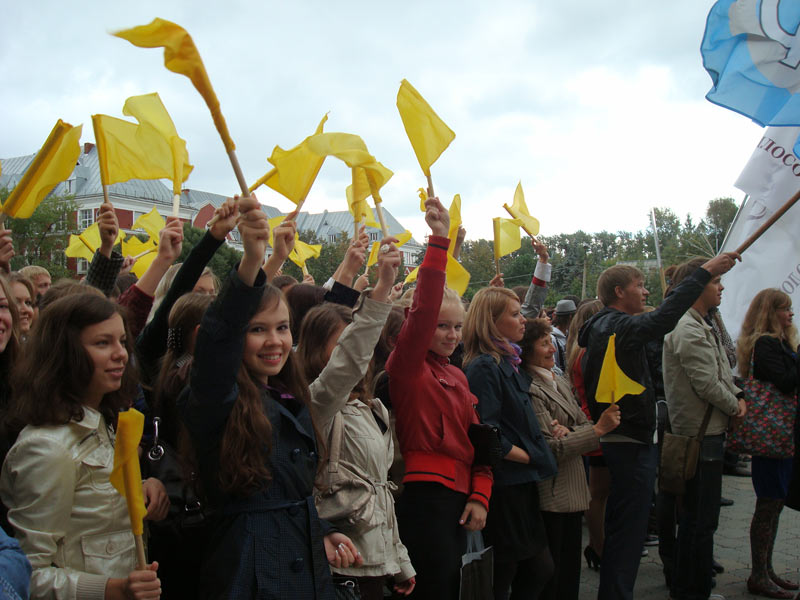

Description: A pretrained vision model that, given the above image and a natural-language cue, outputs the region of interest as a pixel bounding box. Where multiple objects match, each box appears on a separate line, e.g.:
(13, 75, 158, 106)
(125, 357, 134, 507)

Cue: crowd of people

(0, 192, 794, 600)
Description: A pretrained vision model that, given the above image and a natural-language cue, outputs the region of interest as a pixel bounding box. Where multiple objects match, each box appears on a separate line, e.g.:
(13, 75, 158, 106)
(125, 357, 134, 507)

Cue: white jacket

(0, 407, 136, 600)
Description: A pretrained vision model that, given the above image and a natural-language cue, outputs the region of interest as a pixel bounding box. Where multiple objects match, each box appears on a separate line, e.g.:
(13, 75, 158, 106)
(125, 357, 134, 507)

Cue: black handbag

(468, 423, 503, 469)
(141, 417, 207, 534)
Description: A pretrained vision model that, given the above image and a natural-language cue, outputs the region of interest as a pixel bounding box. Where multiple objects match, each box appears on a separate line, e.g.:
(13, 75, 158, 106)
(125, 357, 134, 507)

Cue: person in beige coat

(521, 318, 620, 600)
(297, 238, 416, 600)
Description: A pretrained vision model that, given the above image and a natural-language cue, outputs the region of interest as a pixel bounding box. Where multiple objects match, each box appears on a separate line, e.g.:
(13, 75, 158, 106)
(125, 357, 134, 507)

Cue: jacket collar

(687, 307, 712, 329)
(529, 371, 578, 418)
(73, 406, 102, 432)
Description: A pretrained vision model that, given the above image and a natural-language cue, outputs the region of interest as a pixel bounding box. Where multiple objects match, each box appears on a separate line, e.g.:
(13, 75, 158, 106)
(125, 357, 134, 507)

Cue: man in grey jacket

(662, 259, 746, 600)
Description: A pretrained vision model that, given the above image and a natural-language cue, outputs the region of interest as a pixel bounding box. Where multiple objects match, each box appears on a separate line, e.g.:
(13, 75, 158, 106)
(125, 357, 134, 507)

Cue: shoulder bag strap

(695, 404, 714, 443)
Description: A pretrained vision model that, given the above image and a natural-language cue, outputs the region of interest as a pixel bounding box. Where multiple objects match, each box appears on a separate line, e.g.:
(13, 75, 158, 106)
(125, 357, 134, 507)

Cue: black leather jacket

(578, 268, 711, 443)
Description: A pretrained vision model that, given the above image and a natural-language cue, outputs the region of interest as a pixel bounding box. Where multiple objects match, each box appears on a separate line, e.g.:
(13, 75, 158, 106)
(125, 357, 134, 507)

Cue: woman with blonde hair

(463, 286, 558, 600)
(736, 289, 799, 598)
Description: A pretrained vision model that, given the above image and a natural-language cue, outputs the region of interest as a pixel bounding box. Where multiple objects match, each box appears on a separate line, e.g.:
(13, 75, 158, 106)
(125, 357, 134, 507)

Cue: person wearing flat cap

(551, 299, 577, 373)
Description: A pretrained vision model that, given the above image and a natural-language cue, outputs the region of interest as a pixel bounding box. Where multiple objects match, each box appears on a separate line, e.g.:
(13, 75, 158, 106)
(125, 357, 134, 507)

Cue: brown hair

(38, 279, 104, 312)
(8, 273, 34, 304)
(10, 294, 137, 428)
(0, 276, 21, 387)
(285, 284, 327, 339)
(297, 303, 353, 385)
(597, 265, 643, 306)
(153, 293, 214, 445)
(736, 288, 799, 377)
(218, 285, 312, 496)
(669, 257, 706, 289)
(272, 274, 298, 291)
(565, 299, 602, 381)
(519, 318, 553, 368)
(463, 286, 520, 365)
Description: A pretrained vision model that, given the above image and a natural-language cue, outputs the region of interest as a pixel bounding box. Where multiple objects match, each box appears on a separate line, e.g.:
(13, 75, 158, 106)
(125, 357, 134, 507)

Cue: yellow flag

(122, 236, 158, 278)
(267, 214, 288, 247)
(595, 334, 646, 404)
(288, 237, 322, 269)
(366, 230, 413, 267)
(350, 162, 394, 205)
(404, 253, 470, 296)
(447, 194, 462, 254)
(113, 18, 235, 152)
(262, 115, 329, 204)
(122, 93, 193, 194)
(493, 217, 522, 261)
(92, 114, 173, 186)
(396, 79, 455, 176)
(306, 132, 374, 168)
(2, 120, 82, 219)
(345, 186, 380, 229)
(133, 206, 166, 241)
(418, 188, 428, 212)
(503, 182, 540, 237)
(65, 222, 125, 261)
(110, 409, 148, 536)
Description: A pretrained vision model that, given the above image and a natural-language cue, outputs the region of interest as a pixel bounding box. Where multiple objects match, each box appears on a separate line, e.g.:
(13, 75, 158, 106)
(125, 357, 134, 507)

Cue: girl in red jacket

(387, 197, 492, 600)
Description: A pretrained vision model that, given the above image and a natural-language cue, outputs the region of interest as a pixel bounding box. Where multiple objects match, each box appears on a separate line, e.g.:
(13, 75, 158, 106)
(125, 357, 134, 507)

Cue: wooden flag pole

(302, 264, 309, 277)
(495, 258, 501, 277)
(132, 248, 156, 260)
(134, 535, 147, 570)
(650, 208, 667, 296)
(172, 193, 181, 218)
(735, 189, 800, 254)
(366, 176, 390, 238)
(426, 174, 435, 199)
(228, 150, 249, 197)
(102, 184, 110, 205)
(502, 205, 537, 239)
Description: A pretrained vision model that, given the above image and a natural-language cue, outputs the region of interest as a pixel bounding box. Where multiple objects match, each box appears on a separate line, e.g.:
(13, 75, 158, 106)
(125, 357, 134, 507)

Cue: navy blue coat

(179, 269, 334, 600)
(465, 355, 557, 487)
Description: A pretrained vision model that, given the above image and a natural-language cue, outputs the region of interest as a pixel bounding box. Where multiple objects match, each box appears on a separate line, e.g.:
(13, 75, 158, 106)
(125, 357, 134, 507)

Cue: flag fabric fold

(595, 333, 645, 404)
(113, 18, 235, 152)
(396, 79, 455, 176)
(404, 253, 470, 296)
(132, 206, 166, 242)
(289, 238, 322, 269)
(110, 409, 148, 536)
(503, 182, 540, 237)
(701, 1, 800, 153)
(2, 120, 82, 219)
(122, 236, 158, 278)
(447, 194, 462, 254)
(65, 222, 125, 262)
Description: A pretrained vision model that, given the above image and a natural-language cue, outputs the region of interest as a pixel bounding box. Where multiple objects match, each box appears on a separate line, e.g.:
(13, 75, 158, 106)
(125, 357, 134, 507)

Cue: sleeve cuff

(422, 235, 449, 271)
(469, 474, 493, 510)
(323, 281, 360, 308)
(77, 573, 109, 600)
(533, 260, 551, 283)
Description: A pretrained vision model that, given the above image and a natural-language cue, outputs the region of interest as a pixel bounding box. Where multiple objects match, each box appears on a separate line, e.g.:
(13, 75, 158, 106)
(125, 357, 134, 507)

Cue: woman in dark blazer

(521, 318, 620, 600)
(464, 287, 558, 600)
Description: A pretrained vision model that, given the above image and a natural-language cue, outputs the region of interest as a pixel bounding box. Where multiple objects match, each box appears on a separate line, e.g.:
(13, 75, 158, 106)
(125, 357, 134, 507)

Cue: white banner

(720, 126, 800, 341)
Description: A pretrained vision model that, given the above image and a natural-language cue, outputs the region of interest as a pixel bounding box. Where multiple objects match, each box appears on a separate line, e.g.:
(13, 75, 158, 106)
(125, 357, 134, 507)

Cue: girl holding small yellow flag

(0, 293, 165, 599)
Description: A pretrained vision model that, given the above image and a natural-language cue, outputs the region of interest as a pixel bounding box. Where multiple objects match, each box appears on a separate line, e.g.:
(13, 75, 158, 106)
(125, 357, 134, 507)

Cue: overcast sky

(0, 1, 763, 242)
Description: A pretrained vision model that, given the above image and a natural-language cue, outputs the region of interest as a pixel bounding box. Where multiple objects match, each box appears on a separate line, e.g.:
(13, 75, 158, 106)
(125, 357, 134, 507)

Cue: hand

(424, 196, 449, 237)
(550, 419, 570, 440)
(209, 198, 238, 241)
(737, 398, 747, 418)
(271, 216, 297, 265)
(373, 237, 401, 302)
(389, 282, 404, 302)
(107, 563, 161, 600)
(302, 272, 315, 285)
(489, 273, 504, 288)
(337, 228, 368, 285)
(354, 272, 370, 292)
(142, 478, 170, 522)
(593, 403, 621, 437)
(702, 251, 741, 277)
(394, 576, 416, 596)
(324, 532, 363, 569)
(120, 255, 135, 277)
(0, 231, 13, 274)
(532, 238, 549, 263)
(97, 203, 120, 257)
(456, 225, 466, 244)
(237, 195, 269, 261)
(459, 500, 487, 531)
(156, 217, 183, 264)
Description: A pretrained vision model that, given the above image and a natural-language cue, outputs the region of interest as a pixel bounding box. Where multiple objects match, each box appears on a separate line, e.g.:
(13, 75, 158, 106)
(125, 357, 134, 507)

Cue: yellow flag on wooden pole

(503, 182, 540, 237)
(110, 409, 148, 568)
(595, 333, 646, 404)
(2, 120, 82, 220)
(113, 18, 249, 195)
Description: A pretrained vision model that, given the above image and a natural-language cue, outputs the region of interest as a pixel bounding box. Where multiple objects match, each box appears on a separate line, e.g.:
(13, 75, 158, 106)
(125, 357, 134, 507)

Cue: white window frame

(78, 208, 94, 230)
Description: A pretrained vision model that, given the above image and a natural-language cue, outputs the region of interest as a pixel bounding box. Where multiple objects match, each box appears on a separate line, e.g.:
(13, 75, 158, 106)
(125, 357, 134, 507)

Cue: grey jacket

(528, 372, 599, 512)
(663, 308, 741, 437)
(310, 294, 414, 581)
(520, 261, 551, 319)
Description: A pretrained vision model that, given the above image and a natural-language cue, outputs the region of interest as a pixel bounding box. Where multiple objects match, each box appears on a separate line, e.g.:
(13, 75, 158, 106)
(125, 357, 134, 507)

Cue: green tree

(700, 197, 738, 254)
(1, 188, 78, 280)
(178, 223, 242, 279)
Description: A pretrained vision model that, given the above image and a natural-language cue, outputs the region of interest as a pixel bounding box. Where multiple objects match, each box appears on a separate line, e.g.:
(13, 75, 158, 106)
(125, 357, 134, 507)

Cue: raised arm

(521, 239, 551, 319)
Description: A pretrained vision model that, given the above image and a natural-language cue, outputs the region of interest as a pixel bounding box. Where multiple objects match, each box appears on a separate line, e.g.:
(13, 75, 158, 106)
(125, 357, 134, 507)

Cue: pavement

(578, 473, 800, 599)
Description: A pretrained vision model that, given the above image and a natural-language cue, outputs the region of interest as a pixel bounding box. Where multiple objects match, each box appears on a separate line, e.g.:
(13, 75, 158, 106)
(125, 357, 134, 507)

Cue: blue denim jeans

(672, 434, 725, 600)
(598, 441, 658, 600)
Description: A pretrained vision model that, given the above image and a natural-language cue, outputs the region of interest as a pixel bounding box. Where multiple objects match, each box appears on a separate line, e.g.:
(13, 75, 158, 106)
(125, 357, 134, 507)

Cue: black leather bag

(468, 423, 503, 469)
(141, 417, 207, 534)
